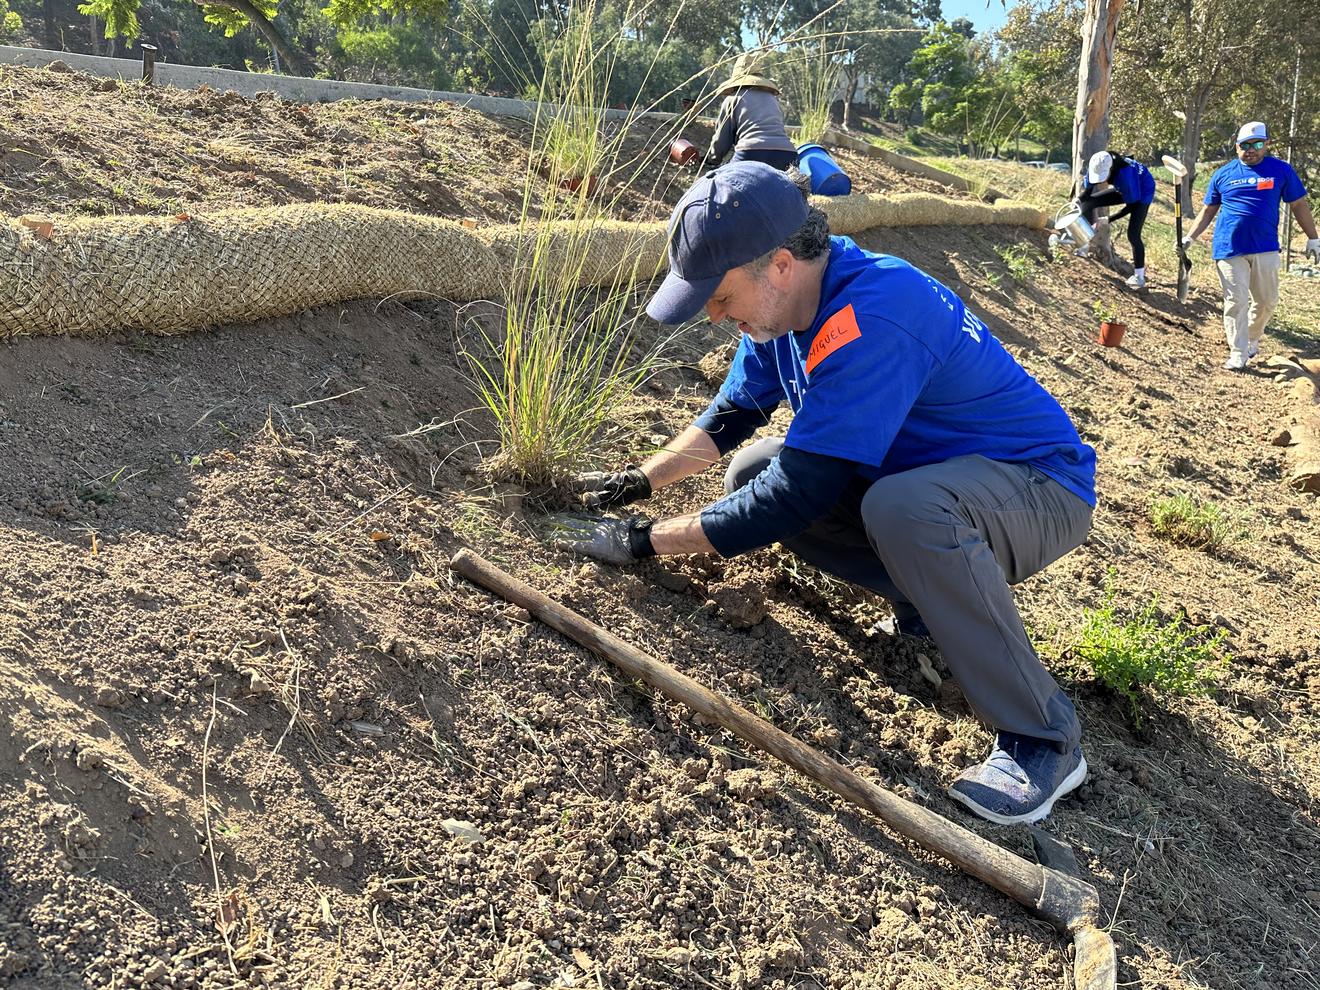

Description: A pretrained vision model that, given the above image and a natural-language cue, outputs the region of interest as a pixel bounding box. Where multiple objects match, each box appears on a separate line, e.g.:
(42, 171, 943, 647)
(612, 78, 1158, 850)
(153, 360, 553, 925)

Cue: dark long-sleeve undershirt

(700, 443, 860, 558)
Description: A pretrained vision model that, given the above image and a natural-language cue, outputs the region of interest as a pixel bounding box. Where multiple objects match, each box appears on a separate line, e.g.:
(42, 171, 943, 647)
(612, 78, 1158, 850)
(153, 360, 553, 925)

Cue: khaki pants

(1215, 251, 1281, 359)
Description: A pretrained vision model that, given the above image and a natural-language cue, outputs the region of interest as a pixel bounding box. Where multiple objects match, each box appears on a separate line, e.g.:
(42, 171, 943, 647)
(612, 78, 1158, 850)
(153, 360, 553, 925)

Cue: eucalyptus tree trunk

(1071, 0, 1125, 260)
(841, 69, 859, 130)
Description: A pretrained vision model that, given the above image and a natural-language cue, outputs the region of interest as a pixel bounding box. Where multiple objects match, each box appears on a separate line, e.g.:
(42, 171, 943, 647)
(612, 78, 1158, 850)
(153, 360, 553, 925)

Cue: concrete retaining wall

(0, 44, 676, 123)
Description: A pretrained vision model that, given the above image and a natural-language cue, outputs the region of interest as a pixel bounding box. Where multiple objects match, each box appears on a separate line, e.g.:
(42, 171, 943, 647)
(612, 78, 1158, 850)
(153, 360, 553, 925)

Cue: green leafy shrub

(1150, 493, 1241, 551)
(994, 243, 1037, 282)
(1075, 580, 1229, 721)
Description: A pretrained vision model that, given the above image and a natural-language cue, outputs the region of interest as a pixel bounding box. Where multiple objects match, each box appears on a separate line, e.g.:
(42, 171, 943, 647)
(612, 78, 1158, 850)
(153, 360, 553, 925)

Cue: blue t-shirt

(1204, 156, 1307, 260)
(713, 237, 1096, 507)
(1086, 157, 1155, 206)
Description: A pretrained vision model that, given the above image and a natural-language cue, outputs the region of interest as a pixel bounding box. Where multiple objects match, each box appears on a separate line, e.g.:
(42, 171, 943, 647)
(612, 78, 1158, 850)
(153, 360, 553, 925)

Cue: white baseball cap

(1086, 151, 1113, 184)
(1236, 121, 1268, 143)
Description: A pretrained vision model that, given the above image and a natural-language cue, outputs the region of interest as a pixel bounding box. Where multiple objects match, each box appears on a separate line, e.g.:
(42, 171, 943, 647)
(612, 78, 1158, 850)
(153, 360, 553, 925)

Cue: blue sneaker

(948, 733, 1087, 825)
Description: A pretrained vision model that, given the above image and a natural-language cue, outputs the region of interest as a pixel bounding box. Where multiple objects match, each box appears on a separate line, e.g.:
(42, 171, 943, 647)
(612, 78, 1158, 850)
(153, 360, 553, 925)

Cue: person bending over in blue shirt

(1184, 121, 1320, 371)
(1076, 150, 1156, 289)
(557, 162, 1097, 826)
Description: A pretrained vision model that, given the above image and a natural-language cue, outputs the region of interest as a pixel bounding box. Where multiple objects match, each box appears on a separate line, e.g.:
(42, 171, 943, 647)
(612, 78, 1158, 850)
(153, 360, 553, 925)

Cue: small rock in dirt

(75, 748, 104, 771)
(97, 78, 119, 92)
(1271, 429, 1293, 447)
(653, 568, 692, 594)
(698, 342, 737, 384)
(765, 941, 804, 968)
(505, 606, 532, 624)
(710, 586, 767, 628)
(916, 653, 942, 687)
(0, 949, 31, 978)
(440, 818, 485, 844)
(1304, 890, 1320, 907)
(725, 769, 777, 801)
(95, 686, 127, 708)
(247, 672, 271, 695)
(662, 947, 692, 966)
(338, 850, 355, 868)
(46, 60, 73, 73)
(141, 959, 169, 983)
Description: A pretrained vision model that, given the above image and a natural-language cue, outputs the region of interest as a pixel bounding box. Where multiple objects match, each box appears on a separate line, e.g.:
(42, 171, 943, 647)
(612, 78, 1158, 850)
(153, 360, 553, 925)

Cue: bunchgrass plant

(1150, 493, 1242, 551)
(782, 38, 839, 146)
(464, 0, 680, 488)
(463, 1, 846, 487)
(1074, 577, 1229, 722)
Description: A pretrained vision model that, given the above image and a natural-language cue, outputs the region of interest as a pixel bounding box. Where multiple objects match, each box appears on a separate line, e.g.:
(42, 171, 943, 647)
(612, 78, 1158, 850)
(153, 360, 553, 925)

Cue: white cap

(1086, 151, 1113, 184)
(1236, 121, 1268, 143)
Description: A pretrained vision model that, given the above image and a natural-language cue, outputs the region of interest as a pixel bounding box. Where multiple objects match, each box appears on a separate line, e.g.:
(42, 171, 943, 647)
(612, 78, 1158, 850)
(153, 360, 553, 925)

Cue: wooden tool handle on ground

(450, 549, 1047, 910)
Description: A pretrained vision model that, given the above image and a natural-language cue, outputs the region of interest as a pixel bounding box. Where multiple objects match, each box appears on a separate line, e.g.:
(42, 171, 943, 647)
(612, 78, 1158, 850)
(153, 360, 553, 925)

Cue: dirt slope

(1, 64, 1319, 990)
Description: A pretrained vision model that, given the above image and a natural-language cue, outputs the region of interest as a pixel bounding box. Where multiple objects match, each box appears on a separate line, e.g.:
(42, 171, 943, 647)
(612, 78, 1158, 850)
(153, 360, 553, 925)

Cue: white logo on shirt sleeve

(960, 311, 985, 343)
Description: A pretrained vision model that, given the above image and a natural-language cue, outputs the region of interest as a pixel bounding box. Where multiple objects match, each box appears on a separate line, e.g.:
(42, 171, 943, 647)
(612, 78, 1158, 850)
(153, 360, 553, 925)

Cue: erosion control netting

(1, 196, 1046, 337)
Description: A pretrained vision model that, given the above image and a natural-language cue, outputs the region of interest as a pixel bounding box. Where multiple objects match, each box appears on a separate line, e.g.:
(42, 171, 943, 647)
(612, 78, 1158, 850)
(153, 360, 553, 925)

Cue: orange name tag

(805, 304, 862, 374)
(1257, 177, 1275, 190)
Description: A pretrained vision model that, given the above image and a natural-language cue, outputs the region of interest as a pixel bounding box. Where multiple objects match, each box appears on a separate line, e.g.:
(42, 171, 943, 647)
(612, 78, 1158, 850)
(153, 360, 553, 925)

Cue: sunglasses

(1238, 139, 1267, 150)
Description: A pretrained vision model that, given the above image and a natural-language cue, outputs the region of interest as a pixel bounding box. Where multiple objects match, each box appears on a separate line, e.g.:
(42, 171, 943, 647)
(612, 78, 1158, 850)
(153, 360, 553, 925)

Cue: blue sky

(940, 0, 1011, 36)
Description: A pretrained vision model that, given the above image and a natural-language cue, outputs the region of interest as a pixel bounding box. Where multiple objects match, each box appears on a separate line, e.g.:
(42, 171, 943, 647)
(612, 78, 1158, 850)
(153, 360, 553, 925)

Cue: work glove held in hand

(546, 515, 655, 566)
(1181, 234, 1195, 249)
(1306, 238, 1320, 263)
(576, 465, 652, 510)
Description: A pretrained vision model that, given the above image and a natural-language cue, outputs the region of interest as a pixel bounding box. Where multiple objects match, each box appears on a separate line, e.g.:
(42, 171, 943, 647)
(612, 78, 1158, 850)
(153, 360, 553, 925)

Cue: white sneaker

(1125, 272, 1146, 290)
(1223, 352, 1248, 371)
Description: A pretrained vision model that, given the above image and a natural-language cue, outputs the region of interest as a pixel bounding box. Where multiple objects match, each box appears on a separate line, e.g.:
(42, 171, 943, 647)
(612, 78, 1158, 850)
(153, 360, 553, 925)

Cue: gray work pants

(726, 438, 1092, 749)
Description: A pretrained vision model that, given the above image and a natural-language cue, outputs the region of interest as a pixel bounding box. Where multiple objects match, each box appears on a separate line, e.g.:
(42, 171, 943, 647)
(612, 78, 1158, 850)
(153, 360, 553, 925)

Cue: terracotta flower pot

(669, 138, 699, 166)
(1098, 321, 1127, 347)
(558, 174, 599, 196)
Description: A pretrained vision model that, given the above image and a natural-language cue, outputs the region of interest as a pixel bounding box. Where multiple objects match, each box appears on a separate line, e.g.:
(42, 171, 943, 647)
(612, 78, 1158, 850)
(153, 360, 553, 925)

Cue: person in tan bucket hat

(701, 54, 798, 172)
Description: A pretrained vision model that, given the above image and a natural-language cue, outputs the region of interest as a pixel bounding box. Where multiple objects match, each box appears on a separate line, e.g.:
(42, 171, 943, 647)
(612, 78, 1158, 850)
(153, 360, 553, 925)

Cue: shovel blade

(1074, 927, 1118, 990)
(1177, 254, 1192, 303)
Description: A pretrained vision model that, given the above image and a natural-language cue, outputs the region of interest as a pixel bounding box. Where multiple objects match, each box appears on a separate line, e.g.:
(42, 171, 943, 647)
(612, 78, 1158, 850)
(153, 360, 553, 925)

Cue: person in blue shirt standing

(1184, 121, 1320, 371)
(557, 162, 1097, 826)
(1077, 150, 1156, 289)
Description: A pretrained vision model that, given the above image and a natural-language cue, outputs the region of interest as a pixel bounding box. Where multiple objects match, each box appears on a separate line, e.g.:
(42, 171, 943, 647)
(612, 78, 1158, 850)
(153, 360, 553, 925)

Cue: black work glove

(575, 465, 652, 510)
(546, 515, 655, 566)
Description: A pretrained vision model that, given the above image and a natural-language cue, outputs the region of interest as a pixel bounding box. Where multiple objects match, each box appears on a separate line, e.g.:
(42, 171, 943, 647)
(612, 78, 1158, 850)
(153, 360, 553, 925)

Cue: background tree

(995, 0, 1080, 157)
(1071, 0, 1123, 196)
(1109, 0, 1297, 188)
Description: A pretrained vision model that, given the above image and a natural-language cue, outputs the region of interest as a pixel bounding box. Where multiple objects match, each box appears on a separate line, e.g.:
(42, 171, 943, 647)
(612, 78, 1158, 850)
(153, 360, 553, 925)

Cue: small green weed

(1150, 493, 1241, 551)
(995, 243, 1038, 282)
(1075, 579, 1229, 722)
(77, 466, 136, 505)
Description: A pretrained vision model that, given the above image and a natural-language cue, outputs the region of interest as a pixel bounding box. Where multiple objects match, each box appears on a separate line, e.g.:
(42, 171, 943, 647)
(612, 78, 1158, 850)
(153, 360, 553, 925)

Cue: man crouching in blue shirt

(556, 162, 1097, 826)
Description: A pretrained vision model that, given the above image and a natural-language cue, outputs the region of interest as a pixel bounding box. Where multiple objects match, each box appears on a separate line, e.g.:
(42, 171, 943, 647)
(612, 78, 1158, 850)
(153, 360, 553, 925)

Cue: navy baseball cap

(646, 161, 809, 325)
